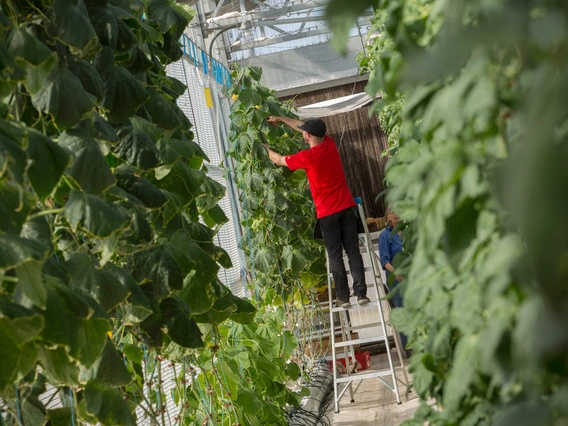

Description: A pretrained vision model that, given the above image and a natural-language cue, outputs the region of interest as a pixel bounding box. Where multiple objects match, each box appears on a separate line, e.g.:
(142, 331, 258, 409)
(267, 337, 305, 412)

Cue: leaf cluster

(328, 0, 568, 424)
(0, 1, 298, 425)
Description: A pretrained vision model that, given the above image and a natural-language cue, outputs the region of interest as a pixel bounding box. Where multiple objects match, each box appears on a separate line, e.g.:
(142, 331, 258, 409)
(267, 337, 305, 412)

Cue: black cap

(298, 118, 326, 137)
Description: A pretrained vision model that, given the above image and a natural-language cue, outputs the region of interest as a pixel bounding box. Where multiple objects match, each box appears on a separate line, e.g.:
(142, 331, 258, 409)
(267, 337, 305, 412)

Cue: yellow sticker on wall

(203, 87, 213, 108)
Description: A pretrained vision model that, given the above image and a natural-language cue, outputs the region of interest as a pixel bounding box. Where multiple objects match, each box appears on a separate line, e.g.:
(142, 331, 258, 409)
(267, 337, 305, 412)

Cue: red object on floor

(328, 351, 371, 371)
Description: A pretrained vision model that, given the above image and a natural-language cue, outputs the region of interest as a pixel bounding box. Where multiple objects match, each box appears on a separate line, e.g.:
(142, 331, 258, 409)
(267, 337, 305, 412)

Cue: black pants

(319, 207, 367, 302)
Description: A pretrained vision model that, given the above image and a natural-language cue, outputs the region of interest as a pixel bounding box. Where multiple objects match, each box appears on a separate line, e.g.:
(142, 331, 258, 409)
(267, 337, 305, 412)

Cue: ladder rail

(358, 204, 401, 404)
(326, 251, 341, 414)
(325, 203, 410, 412)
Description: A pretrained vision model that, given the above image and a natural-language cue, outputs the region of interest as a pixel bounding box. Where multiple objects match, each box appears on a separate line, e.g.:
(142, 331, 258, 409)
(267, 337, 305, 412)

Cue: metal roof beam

(211, 0, 227, 19)
(229, 27, 331, 52)
(205, 0, 328, 29)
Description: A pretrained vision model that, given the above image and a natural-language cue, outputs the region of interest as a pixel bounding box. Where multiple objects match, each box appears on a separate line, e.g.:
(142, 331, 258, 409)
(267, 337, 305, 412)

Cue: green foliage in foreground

(0, 1, 303, 425)
(328, 0, 568, 424)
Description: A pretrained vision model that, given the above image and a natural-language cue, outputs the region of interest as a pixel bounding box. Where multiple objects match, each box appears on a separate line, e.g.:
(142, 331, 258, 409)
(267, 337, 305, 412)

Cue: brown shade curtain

(280, 81, 389, 219)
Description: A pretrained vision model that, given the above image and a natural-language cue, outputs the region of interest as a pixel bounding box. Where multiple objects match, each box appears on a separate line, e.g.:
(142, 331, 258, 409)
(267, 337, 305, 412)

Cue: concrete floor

(327, 353, 421, 426)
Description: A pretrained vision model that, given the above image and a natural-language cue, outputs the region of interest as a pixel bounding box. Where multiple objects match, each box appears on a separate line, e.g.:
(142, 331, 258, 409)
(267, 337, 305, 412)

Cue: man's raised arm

(263, 144, 288, 167)
(267, 116, 304, 132)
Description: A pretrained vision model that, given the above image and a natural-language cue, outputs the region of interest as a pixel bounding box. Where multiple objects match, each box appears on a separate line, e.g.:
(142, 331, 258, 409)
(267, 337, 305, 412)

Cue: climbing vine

(0, 1, 304, 425)
(329, 0, 568, 424)
(227, 66, 329, 368)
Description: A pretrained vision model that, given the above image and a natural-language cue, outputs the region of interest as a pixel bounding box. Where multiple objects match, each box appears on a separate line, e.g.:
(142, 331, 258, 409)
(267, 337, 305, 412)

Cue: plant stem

(157, 360, 166, 426)
(28, 208, 65, 220)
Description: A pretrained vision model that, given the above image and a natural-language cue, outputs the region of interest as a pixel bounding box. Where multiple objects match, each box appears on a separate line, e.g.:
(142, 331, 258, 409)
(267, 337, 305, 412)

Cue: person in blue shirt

(378, 206, 408, 349)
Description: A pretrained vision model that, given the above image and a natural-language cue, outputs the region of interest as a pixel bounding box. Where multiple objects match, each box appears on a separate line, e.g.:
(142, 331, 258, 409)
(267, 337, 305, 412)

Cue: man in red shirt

(264, 116, 369, 307)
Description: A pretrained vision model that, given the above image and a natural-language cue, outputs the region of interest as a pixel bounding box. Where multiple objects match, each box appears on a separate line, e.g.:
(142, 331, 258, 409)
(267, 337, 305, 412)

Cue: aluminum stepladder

(326, 203, 409, 412)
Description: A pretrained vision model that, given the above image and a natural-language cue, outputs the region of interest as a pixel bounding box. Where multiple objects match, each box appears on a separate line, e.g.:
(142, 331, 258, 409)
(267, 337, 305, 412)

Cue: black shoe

(357, 296, 370, 305)
(336, 299, 351, 308)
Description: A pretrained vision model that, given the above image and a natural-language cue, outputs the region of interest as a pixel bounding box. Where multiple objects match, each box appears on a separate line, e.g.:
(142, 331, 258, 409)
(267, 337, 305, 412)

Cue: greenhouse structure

(1, 0, 567, 425)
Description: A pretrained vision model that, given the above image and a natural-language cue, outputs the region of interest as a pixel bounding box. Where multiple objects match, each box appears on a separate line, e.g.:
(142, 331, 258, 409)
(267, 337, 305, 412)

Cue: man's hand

(395, 275, 403, 282)
(267, 116, 281, 125)
(264, 144, 287, 167)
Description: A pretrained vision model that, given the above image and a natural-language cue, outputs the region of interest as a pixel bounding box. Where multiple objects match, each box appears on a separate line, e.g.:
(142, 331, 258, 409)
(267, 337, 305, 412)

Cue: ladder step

(335, 369, 393, 383)
(331, 301, 380, 313)
(333, 336, 388, 348)
(342, 322, 385, 332)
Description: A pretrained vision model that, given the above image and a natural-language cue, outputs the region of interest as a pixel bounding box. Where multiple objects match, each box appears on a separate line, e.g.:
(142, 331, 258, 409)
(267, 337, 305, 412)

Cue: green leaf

(59, 129, 116, 195)
(163, 241, 197, 277)
(0, 234, 50, 272)
(0, 304, 43, 390)
(77, 399, 99, 424)
(443, 335, 479, 412)
(0, 323, 26, 390)
(39, 346, 79, 386)
(226, 293, 256, 324)
(42, 280, 110, 368)
(115, 126, 162, 169)
(105, 263, 152, 323)
(31, 65, 96, 129)
(15, 261, 47, 309)
(160, 75, 187, 98)
(68, 60, 104, 102)
(177, 275, 214, 315)
(130, 245, 183, 298)
(238, 88, 262, 110)
(21, 216, 54, 254)
(84, 380, 136, 426)
(193, 292, 237, 325)
(160, 296, 204, 348)
(41, 279, 91, 342)
(75, 317, 111, 368)
(0, 120, 28, 185)
(159, 159, 205, 203)
(64, 189, 130, 237)
(205, 204, 229, 226)
(121, 45, 154, 74)
(282, 245, 307, 274)
(87, 2, 137, 53)
(130, 116, 163, 141)
(147, 0, 189, 39)
(326, 0, 375, 54)
(42, 258, 70, 284)
(27, 129, 70, 200)
(197, 176, 226, 211)
(6, 25, 54, 67)
(49, 0, 99, 55)
(169, 230, 219, 284)
(123, 207, 154, 246)
(46, 407, 73, 426)
(107, 0, 144, 15)
(66, 253, 130, 311)
(253, 247, 276, 274)
(79, 341, 132, 386)
(0, 44, 26, 87)
(156, 137, 209, 164)
(20, 393, 46, 426)
(237, 388, 263, 414)
(121, 343, 143, 365)
(144, 87, 181, 129)
(172, 3, 196, 23)
(95, 47, 150, 123)
(94, 113, 119, 142)
(114, 165, 167, 208)
(0, 182, 34, 234)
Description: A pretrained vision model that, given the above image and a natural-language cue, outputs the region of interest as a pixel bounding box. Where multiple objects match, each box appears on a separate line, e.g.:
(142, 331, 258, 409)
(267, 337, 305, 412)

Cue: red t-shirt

(285, 135, 356, 218)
